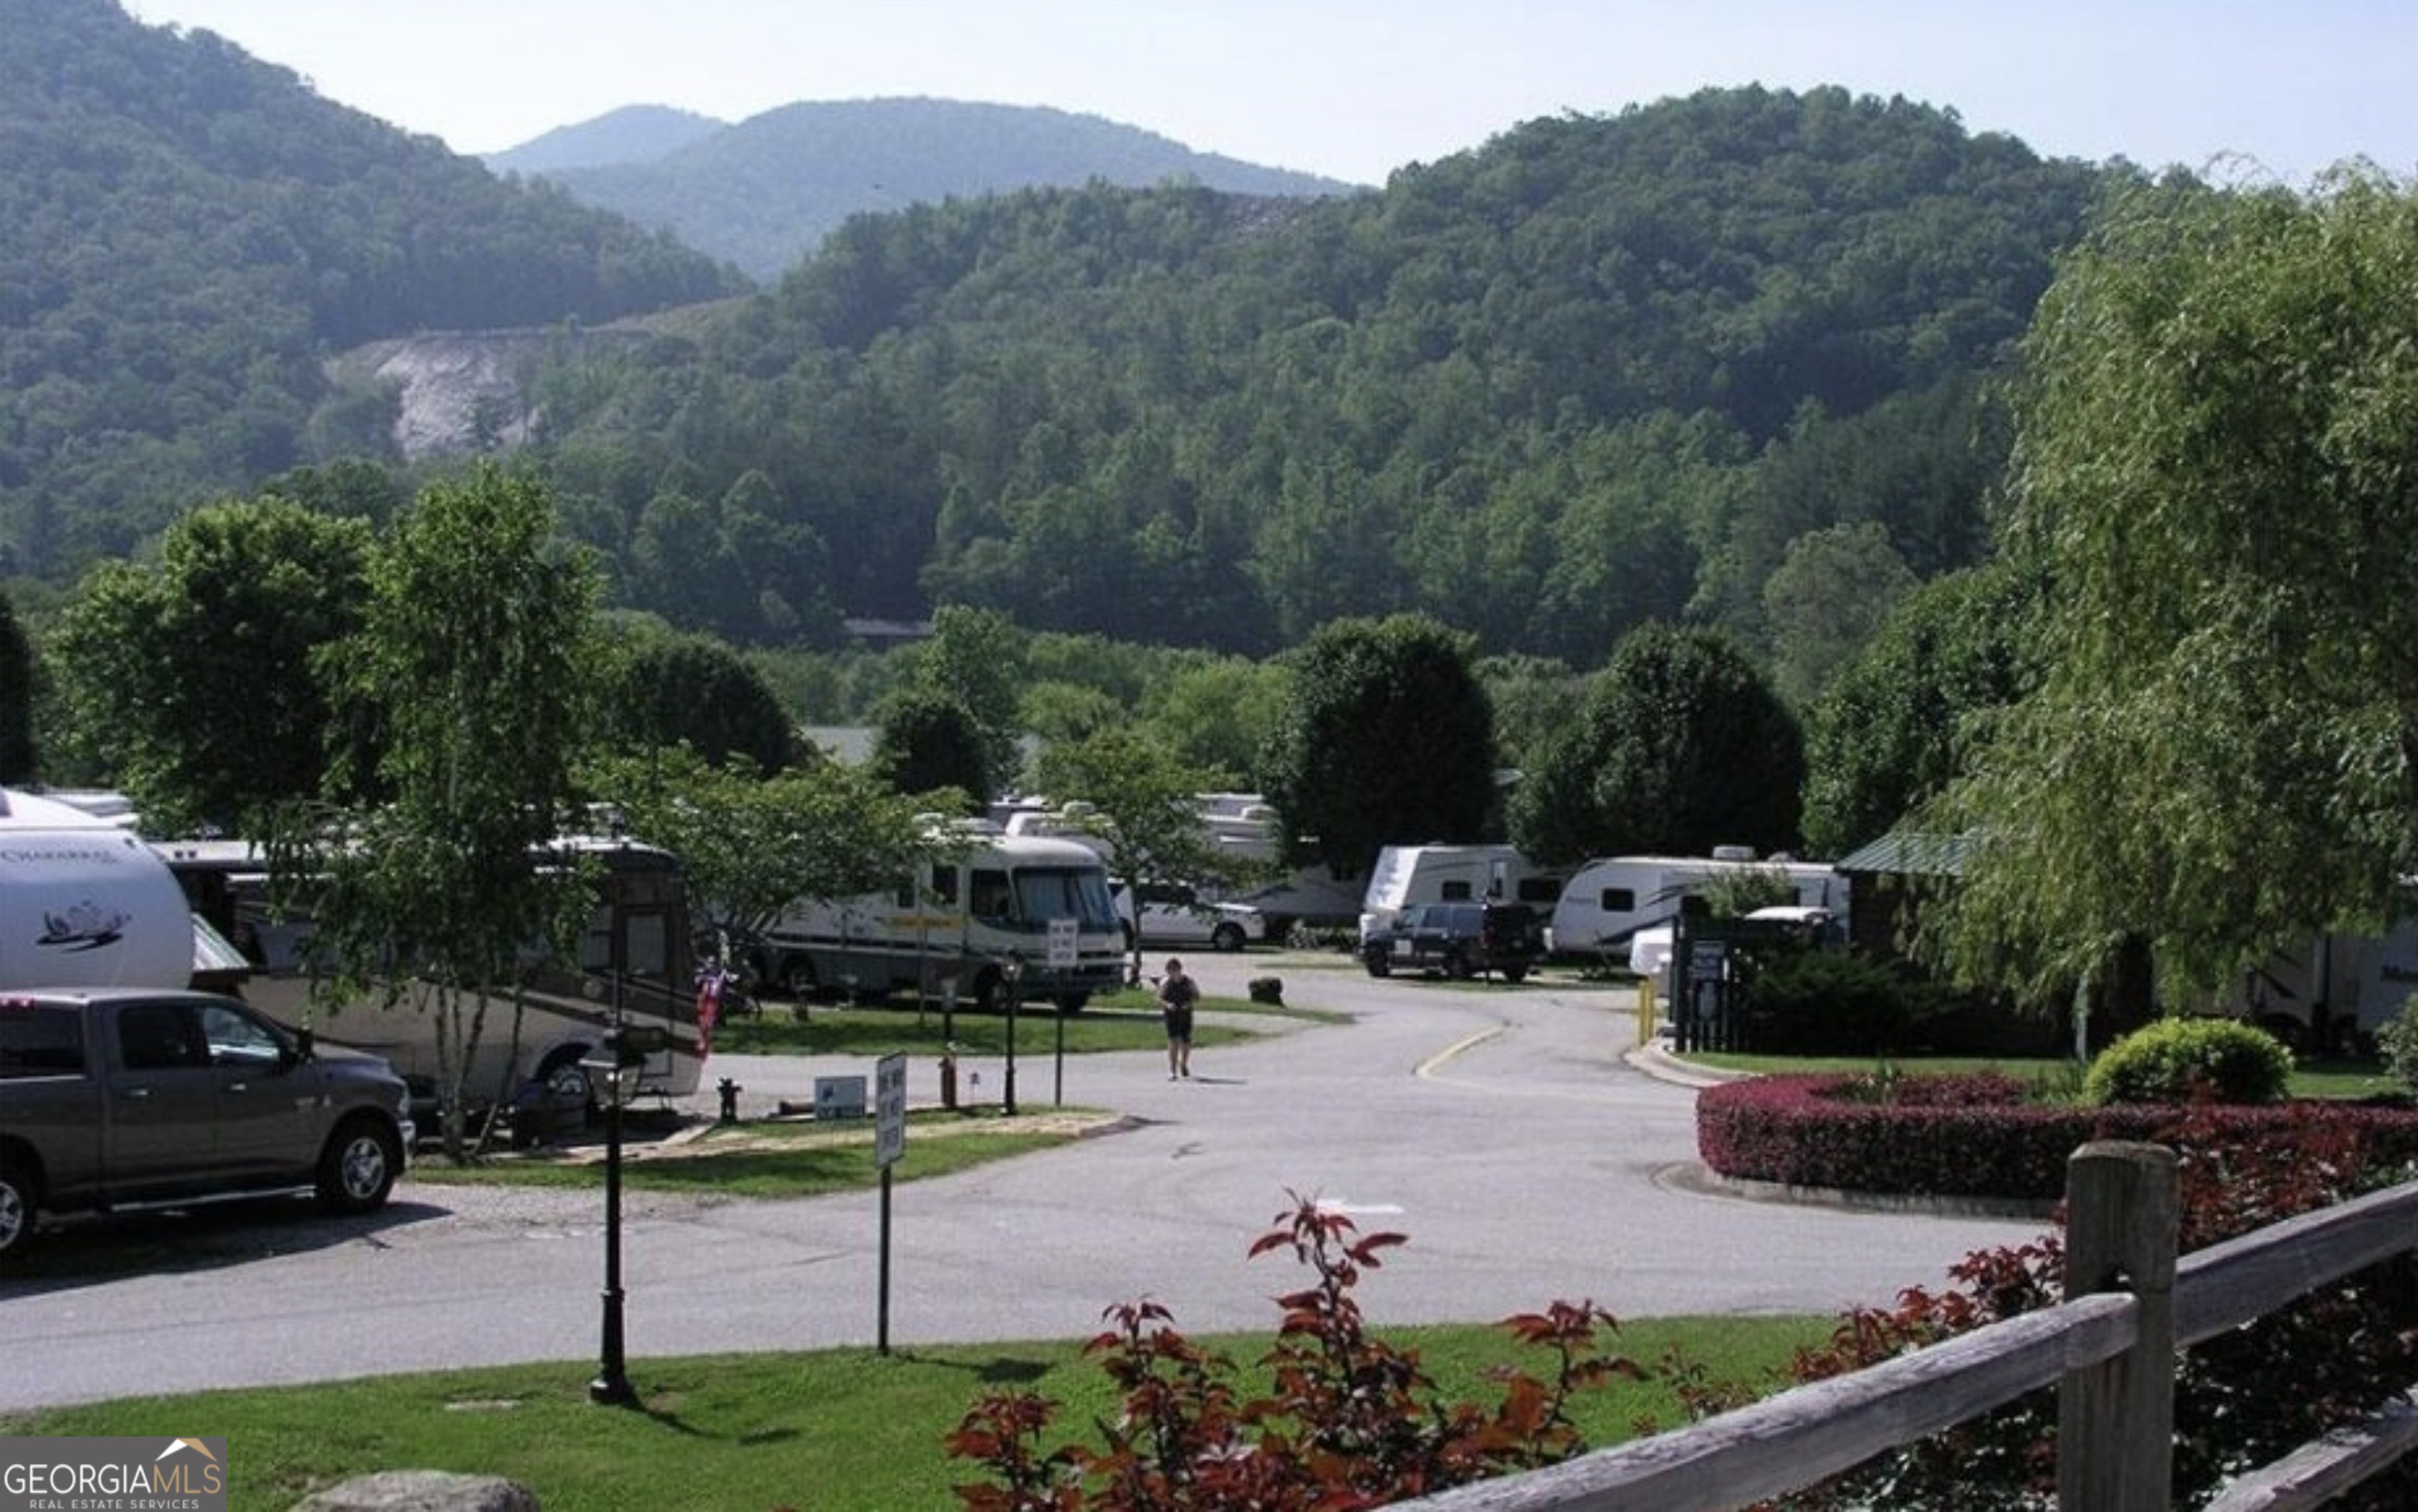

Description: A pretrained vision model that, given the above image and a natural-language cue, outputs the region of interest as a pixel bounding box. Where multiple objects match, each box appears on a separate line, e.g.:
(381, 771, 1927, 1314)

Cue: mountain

(504, 98, 1362, 281)
(0, 0, 743, 575)
(486, 104, 729, 175)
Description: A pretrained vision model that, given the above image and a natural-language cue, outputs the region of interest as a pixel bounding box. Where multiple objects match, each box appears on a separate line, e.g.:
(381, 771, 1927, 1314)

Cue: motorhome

(155, 834, 702, 1112)
(1356, 845, 1568, 946)
(1546, 852, 1848, 961)
(2179, 923, 2418, 1053)
(753, 826, 1126, 1012)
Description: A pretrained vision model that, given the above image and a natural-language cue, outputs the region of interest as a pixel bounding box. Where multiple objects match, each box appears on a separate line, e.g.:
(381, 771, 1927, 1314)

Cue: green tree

(1034, 726, 1228, 981)
(1799, 564, 2038, 856)
(47, 499, 374, 834)
(0, 589, 35, 782)
(596, 623, 800, 771)
(292, 466, 601, 1159)
(1140, 656, 1291, 789)
(900, 606, 1029, 796)
(1761, 521, 1921, 708)
(1264, 615, 1496, 876)
(872, 689, 990, 810)
(1510, 623, 1802, 866)
(1931, 172, 2418, 1006)
(582, 746, 934, 974)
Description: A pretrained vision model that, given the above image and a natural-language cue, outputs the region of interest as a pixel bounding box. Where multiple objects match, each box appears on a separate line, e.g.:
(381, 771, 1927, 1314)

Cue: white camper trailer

(1357, 845, 1567, 946)
(1546, 852, 1847, 960)
(755, 828, 1126, 1011)
(1, 788, 193, 990)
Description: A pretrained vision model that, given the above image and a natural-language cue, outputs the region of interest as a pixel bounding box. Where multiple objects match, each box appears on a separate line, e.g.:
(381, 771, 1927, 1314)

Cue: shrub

(2083, 1017, 2294, 1106)
(1738, 948, 1925, 1055)
(2379, 996, 2418, 1092)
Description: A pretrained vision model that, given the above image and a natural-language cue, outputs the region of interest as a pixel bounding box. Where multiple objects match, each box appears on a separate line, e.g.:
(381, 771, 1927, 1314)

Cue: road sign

(1048, 916, 1078, 969)
(874, 1052, 907, 1169)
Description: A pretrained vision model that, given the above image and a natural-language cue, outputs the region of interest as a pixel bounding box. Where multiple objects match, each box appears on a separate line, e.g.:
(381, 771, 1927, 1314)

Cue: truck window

(199, 1000, 286, 1067)
(117, 1000, 207, 1071)
(0, 1003, 85, 1078)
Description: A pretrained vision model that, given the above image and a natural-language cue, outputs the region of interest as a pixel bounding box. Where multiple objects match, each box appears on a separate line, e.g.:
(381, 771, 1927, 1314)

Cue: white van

(1547, 853, 1847, 960)
(1356, 845, 1566, 946)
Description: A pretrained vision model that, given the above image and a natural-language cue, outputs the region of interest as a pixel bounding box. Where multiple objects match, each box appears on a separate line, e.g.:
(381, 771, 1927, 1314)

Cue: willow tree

(1929, 170, 2418, 1007)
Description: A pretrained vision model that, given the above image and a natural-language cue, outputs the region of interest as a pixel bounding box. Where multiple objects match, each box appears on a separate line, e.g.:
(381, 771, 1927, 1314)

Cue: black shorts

(1163, 1008, 1194, 1042)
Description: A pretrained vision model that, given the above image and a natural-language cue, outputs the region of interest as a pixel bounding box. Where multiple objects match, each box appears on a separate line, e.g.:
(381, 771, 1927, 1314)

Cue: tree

(1264, 615, 1496, 876)
(595, 623, 800, 771)
(582, 746, 934, 972)
(46, 498, 374, 834)
(1799, 564, 2039, 856)
(1761, 520, 1920, 708)
(291, 466, 601, 1160)
(1034, 727, 1228, 981)
(1930, 172, 2418, 1005)
(871, 689, 990, 810)
(904, 605, 1029, 797)
(0, 589, 34, 782)
(1509, 623, 1802, 866)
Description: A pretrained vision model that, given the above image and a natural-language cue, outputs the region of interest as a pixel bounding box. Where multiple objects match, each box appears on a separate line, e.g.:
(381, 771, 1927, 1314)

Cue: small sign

(1048, 915, 1078, 969)
(874, 1053, 908, 1168)
(814, 1074, 867, 1120)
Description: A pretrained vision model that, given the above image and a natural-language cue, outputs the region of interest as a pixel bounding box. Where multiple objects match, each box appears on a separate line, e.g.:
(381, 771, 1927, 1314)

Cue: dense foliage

(2083, 1018, 2295, 1107)
(0, 0, 740, 576)
(0, 590, 34, 782)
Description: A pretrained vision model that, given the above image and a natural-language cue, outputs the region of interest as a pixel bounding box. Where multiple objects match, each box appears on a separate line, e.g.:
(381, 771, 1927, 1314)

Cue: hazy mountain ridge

(497, 97, 1362, 280)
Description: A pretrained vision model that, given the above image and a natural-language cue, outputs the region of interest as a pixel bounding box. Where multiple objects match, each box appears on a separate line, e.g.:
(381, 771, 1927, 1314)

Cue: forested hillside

(0, 0, 741, 575)
(508, 98, 1358, 280)
(524, 87, 2118, 659)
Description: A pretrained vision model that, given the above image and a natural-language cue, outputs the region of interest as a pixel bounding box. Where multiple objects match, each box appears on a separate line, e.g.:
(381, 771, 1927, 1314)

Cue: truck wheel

(1362, 947, 1392, 978)
(317, 1118, 401, 1216)
(1444, 948, 1474, 981)
(0, 1156, 35, 1258)
(1210, 922, 1246, 953)
(1499, 964, 1529, 984)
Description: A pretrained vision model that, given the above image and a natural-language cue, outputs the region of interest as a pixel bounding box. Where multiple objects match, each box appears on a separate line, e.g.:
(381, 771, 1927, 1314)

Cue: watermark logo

(0, 1436, 227, 1511)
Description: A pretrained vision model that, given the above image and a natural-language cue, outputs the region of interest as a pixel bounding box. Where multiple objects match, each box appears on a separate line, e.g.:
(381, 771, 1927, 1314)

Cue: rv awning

(192, 911, 253, 976)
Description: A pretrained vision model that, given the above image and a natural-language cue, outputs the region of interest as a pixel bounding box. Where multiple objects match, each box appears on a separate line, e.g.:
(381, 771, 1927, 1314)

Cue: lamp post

(1000, 951, 1023, 1117)
(587, 1022, 667, 1407)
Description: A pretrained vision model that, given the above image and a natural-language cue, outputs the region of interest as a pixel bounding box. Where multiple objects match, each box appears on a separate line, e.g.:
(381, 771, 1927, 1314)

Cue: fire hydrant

(717, 1076, 741, 1125)
(941, 1044, 959, 1111)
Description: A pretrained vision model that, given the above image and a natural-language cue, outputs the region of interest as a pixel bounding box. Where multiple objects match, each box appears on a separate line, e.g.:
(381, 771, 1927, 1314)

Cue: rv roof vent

(1710, 845, 1758, 863)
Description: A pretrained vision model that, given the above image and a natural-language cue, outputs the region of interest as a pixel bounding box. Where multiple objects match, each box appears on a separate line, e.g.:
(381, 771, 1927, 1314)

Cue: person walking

(1156, 957, 1198, 1079)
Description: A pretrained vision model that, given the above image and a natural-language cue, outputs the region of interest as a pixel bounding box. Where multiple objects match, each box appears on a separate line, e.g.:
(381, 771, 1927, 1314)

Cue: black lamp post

(1000, 951, 1023, 1117)
(588, 1022, 667, 1407)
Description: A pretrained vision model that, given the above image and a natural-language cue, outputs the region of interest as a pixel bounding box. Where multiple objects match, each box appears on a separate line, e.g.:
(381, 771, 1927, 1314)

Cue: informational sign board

(814, 1074, 867, 1120)
(874, 1052, 908, 1169)
(1048, 916, 1078, 969)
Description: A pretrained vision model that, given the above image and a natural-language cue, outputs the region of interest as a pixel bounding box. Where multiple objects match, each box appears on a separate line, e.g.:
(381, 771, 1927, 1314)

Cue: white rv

(754, 828, 1126, 1012)
(1546, 852, 1847, 961)
(2179, 922, 2418, 1052)
(2, 788, 193, 990)
(156, 834, 704, 1112)
(1356, 845, 1567, 946)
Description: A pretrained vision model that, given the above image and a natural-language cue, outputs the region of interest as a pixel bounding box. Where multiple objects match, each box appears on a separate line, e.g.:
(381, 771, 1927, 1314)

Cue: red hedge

(1696, 1075, 2418, 1201)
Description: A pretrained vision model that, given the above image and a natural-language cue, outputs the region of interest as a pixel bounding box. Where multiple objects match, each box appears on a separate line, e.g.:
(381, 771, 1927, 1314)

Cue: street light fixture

(1000, 951, 1023, 1117)
(586, 1022, 667, 1407)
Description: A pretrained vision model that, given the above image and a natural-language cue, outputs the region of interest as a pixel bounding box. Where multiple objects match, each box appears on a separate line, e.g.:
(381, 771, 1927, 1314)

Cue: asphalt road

(0, 952, 2050, 1412)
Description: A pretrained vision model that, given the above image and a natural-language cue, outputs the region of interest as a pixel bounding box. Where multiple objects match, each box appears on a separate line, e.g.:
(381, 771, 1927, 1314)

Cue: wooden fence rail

(1407, 1142, 2418, 1512)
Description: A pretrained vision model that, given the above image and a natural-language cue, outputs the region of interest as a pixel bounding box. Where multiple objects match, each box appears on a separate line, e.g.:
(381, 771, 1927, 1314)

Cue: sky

(124, 1, 2417, 188)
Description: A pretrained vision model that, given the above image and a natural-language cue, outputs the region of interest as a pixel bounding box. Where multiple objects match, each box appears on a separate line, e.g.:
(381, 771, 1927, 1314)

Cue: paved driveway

(0, 952, 2049, 1410)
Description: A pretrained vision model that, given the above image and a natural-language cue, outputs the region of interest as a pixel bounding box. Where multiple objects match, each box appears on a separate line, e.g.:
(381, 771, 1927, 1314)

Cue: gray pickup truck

(0, 988, 414, 1256)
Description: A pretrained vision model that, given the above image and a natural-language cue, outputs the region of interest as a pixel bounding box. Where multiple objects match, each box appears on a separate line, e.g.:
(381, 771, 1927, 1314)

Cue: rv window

(626, 911, 669, 982)
(1599, 888, 1636, 912)
(579, 905, 614, 971)
(0, 1003, 85, 1078)
(1441, 881, 1473, 901)
(929, 866, 959, 906)
(1015, 867, 1117, 929)
(971, 869, 1012, 920)
(1517, 878, 1559, 904)
(893, 879, 916, 908)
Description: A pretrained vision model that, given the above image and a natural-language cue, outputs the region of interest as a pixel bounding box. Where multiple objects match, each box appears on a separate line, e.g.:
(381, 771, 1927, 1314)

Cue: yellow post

(1636, 976, 1656, 1046)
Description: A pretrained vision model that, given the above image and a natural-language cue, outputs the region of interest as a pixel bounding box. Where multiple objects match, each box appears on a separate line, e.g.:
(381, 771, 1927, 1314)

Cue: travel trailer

(1, 787, 193, 991)
(2180, 922, 2418, 1052)
(1546, 852, 1848, 961)
(1356, 845, 1567, 946)
(156, 834, 702, 1112)
(753, 826, 1126, 1012)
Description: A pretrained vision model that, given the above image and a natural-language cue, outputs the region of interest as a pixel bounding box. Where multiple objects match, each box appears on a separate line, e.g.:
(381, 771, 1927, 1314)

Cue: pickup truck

(0, 988, 414, 1257)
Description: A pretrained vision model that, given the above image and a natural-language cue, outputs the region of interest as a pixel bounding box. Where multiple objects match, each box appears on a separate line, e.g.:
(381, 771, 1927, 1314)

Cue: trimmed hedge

(1697, 1074, 2418, 1201)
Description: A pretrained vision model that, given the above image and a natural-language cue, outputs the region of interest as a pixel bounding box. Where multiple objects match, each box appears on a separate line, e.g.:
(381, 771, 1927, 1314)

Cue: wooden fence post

(2059, 1140, 2180, 1512)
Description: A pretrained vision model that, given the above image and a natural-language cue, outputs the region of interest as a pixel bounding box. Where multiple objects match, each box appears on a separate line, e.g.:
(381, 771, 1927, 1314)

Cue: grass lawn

(0, 1316, 1825, 1512)
(715, 988, 1342, 1059)
(1682, 1052, 2401, 1102)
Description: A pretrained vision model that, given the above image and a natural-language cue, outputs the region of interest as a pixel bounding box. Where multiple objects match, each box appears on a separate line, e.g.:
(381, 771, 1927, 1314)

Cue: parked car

(1115, 882, 1268, 952)
(0, 988, 415, 1257)
(1360, 901, 1544, 982)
